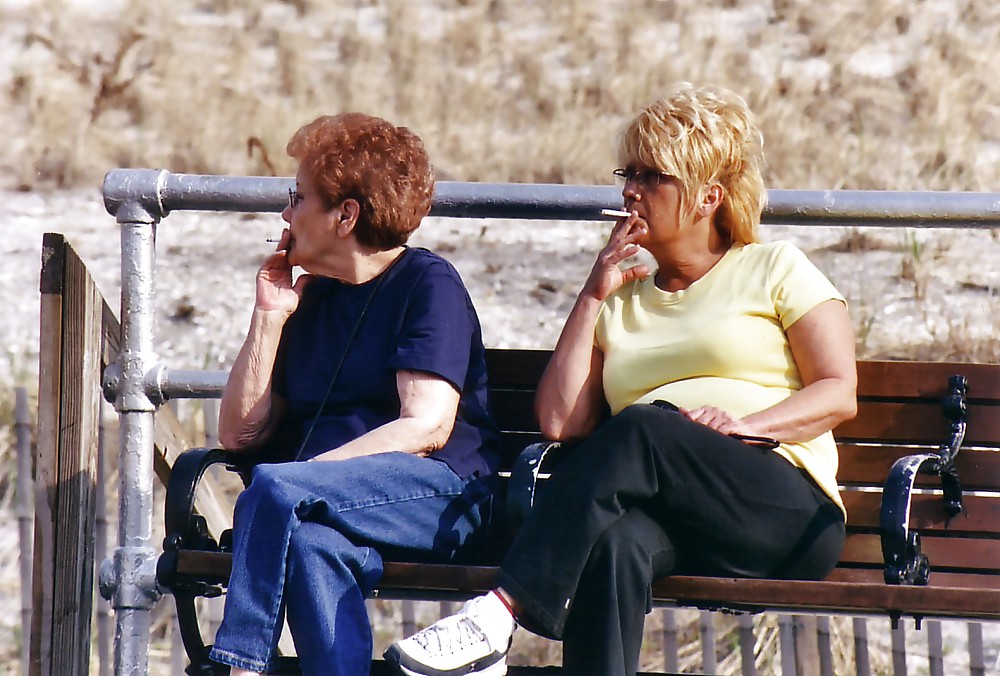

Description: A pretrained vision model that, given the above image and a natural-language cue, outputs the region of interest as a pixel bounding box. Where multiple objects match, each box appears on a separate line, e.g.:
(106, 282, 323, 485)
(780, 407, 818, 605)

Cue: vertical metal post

(15, 387, 32, 676)
(110, 202, 162, 675)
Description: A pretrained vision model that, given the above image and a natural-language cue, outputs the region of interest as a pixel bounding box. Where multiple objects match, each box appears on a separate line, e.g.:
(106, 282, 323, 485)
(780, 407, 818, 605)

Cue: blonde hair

(617, 83, 766, 245)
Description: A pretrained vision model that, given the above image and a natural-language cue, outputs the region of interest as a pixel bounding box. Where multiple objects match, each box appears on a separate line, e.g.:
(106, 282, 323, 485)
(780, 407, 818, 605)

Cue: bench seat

(158, 350, 1000, 673)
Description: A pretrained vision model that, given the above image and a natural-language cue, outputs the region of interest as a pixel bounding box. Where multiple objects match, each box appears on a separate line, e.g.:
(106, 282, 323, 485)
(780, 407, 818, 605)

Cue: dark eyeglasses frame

(613, 167, 671, 187)
(288, 188, 304, 210)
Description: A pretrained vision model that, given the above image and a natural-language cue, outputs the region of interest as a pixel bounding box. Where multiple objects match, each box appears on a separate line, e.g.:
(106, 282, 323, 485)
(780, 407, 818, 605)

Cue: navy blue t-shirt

(272, 247, 501, 479)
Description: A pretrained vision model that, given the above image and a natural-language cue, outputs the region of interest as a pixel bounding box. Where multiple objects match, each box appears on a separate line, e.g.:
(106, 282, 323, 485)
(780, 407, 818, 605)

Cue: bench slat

(838, 445, 1000, 490)
(368, 562, 1000, 620)
(842, 491, 1000, 534)
(827, 568, 1000, 590)
(835, 401, 1000, 446)
(486, 354, 1000, 401)
(649, 575, 1000, 620)
(856, 360, 1000, 400)
(841, 533, 1000, 573)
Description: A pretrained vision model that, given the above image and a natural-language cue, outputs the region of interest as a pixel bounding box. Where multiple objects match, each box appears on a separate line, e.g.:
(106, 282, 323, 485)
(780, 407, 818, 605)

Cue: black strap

(294, 269, 388, 460)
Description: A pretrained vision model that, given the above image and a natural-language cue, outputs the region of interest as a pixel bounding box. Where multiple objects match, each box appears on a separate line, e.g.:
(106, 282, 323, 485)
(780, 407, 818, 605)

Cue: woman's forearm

(309, 416, 452, 462)
(740, 377, 857, 443)
(535, 293, 607, 441)
(309, 371, 459, 462)
(218, 310, 288, 450)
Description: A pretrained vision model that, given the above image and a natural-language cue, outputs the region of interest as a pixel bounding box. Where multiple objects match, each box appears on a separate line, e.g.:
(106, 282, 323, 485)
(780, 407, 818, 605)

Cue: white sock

(464, 592, 516, 649)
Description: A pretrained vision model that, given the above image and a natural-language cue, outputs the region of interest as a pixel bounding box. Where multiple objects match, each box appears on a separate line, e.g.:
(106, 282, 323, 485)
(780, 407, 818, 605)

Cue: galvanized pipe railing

(104, 168, 1000, 227)
(99, 169, 1000, 675)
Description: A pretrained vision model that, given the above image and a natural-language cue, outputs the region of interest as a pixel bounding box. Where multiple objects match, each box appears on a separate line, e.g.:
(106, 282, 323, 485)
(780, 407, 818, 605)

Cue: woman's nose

(281, 206, 292, 224)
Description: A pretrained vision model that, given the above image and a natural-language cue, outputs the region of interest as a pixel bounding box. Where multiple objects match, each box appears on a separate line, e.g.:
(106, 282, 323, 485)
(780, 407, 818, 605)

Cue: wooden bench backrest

(484, 350, 1000, 589)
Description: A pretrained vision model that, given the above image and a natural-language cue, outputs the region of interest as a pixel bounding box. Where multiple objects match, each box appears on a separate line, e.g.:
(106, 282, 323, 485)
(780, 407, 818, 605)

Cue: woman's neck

(311, 246, 406, 284)
(349, 246, 406, 284)
(652, 224, 732, 292)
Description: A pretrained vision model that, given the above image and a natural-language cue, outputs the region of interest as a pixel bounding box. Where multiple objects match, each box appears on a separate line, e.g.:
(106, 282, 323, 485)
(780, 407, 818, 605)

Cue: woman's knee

(585, 511, 675, 580)
(238, 463, 302, 513)
(288, 522, 382, 592)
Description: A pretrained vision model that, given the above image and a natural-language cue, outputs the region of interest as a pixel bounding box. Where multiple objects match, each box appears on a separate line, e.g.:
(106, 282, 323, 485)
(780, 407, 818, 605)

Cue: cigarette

(265, 238, 281, 243)
(601, 209, 631, 219)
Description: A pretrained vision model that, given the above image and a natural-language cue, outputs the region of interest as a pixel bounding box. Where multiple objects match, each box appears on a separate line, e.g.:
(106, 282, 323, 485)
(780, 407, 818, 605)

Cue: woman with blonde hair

(388, 83, 856, 676)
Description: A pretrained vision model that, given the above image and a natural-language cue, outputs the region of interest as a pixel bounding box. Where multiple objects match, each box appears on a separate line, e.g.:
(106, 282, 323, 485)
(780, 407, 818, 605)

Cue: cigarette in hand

(265, 238, 280, 243)
(601, 209, 631, 219)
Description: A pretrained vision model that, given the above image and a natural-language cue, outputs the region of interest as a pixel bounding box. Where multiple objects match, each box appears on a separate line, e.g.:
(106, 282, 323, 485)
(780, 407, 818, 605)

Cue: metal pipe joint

(98, 547, 162, 609)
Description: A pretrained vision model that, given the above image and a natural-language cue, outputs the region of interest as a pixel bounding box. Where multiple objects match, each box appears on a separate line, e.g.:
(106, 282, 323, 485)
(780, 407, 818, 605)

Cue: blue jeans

(209, 452, 495, 674)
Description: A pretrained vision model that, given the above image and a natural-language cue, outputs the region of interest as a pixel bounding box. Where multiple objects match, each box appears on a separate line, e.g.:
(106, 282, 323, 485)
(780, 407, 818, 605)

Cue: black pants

(497, 404, 845, 676)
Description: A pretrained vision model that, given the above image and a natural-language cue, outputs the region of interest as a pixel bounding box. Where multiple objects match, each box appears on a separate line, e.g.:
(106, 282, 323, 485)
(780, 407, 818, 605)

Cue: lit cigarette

(265, 238, 281, 243)
(601, 209, 631, 219)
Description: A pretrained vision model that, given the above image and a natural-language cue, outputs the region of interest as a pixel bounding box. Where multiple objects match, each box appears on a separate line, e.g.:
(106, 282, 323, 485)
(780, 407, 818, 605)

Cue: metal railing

(98, 169, 1000, 675)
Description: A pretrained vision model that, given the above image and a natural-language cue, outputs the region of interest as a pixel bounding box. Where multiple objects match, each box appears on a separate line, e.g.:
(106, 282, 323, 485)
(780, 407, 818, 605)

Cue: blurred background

(1, 0, 999, 673)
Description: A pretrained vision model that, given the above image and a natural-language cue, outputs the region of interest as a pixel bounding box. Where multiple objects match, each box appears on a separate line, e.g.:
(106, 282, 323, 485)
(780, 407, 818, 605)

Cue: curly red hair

(286, 113, 434, 250)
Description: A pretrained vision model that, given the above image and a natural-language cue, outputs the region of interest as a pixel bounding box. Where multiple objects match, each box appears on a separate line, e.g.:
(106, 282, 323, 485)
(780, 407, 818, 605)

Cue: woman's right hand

(255, 229, 313, 315)
(582, 212, 650, 301)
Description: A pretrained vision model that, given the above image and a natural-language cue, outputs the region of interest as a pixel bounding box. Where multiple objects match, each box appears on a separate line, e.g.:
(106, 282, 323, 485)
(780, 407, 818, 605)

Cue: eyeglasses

(613, 167, 671, 187)
(288, 188, 304, 210)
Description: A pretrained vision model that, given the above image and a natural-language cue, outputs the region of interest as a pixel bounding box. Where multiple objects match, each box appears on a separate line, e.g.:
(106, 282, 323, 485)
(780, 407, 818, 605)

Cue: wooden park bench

(156, 350, 1000, 675)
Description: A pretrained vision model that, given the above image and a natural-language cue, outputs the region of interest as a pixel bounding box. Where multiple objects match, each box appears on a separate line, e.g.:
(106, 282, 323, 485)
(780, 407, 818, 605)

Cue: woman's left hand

(681, 405, 753, 437)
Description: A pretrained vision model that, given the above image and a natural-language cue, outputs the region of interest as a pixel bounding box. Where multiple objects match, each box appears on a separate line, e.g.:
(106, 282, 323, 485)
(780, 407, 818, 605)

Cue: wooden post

(699, 611, 717, 674)
(925, 620, 943, 676)
(968, 622, 985, 676)
(402, 601, 417, 639)
(661, 608, 679, 673)
(737, 614, 756, 676)
(852, 617, 871, 676)
(32, 233, 234, 674)
(15, 387, 33, 676)
(793, 615, 820, 676)
(815, 615, 833, 676)
(94, 406, 111, 676)
(777, 615, 796, 675)
(890, 621, 907, 676)
(32, 233, 103, 675)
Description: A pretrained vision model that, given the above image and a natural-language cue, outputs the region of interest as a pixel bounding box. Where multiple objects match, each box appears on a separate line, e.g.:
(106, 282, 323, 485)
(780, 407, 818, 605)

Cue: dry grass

(2, 0, 1000, 673)
(3, 0, 1000, 192)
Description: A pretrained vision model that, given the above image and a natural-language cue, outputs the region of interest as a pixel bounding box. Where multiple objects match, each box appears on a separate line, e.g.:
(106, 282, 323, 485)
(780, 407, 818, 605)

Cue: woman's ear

(699, 184, 724, 218)
(334, 199, 361, 237)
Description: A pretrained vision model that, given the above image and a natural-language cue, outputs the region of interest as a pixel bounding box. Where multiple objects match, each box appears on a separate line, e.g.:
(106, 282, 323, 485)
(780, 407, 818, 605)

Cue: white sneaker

(383, 593, 516, 676)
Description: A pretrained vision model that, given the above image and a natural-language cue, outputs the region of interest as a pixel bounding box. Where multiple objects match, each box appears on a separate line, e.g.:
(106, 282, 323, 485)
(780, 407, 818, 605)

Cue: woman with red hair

(209, 113, 501, 675)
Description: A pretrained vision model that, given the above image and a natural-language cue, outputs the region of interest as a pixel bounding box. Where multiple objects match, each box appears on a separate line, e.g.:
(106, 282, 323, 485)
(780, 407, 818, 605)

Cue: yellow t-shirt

(595, 241, 847, 514)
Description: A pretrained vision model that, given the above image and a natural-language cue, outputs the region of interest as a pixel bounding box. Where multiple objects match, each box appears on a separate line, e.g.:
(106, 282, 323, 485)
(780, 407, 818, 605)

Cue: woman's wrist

(250, 306, 293, 328)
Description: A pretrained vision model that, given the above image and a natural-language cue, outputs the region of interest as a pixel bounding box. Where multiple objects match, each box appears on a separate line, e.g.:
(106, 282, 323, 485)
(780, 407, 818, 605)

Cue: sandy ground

(2, 187, 999, 672)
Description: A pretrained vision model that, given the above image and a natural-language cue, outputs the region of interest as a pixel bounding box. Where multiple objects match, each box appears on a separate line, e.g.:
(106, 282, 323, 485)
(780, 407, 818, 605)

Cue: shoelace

(413, 615, 490, 657)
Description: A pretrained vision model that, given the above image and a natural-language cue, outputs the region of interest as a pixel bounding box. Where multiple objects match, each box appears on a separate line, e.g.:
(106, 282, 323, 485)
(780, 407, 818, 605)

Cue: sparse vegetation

(2, 0, 999, 673)
(3, 0, 1000, 193)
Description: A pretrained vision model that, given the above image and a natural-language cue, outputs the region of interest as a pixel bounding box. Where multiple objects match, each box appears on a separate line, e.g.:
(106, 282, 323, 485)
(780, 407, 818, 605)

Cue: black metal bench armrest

(880, 375, 968, 586)
(163, 447, 255, 552)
